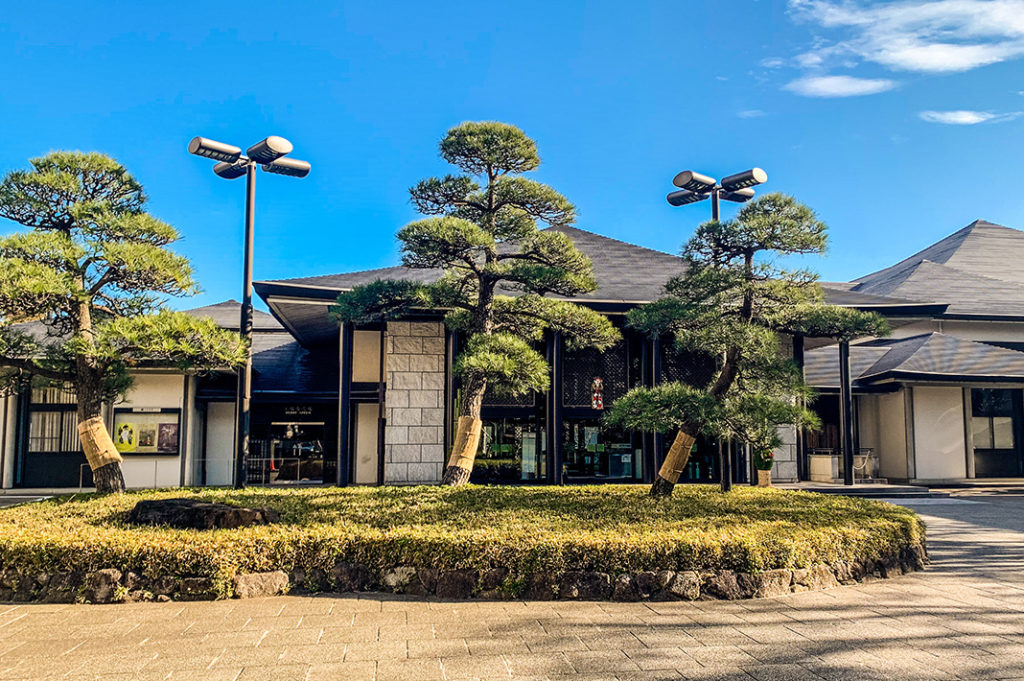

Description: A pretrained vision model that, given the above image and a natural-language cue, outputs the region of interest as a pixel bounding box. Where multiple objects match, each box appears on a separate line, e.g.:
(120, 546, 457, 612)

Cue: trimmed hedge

(0, 485, 925, 598)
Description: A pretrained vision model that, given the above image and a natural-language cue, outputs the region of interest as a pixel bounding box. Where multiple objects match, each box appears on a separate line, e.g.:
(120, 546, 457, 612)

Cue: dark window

(562, 419, 642, 480)
(470, 416, 547, 483)
(971, 388, 1022, 478)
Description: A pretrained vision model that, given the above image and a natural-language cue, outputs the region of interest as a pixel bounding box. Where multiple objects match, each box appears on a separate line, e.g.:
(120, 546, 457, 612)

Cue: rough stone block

(392, 372, 423, 390)
(421, 408, 445, 426)
(382, 567, 419, 592)
(407, 462, 441, 482)
(391, 408, 423, 426)
(410, 322, 442, 337)
(82, 568, 122, 603)
(385, 463, 409, 483)
(667, 571, 701, 600)
(738, 569, 793, 598)
(409, 390, 440, 408)
(409, 354, 440, 372)
(386, 426, 409, 444)
(408, 426, 443, 444)
(806, 564, 841, 589)
(523, 571, 558, 599)
(703, 570, 742, 600)
(392, 336, 422, 354)
(232, 571, 289, 599)
(612, 574, 642, 601)
(559, 571, 612, 600)
(436, 569, 477, 599)
(385, 390, 409, 408)
(332, 562, 373, 591)
(387, 321, 412, 335)
(177, 576, 217, 601)
(390, 444, 422, 463)
(386, 354, 410, 372)
(421, 373, 445, 390)
(421, 336, 444, 354)
(126, 498, 279, 530)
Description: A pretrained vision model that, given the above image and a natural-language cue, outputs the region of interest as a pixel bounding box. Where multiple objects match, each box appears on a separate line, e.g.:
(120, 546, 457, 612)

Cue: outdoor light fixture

(672, 170, 717, 193)
(262, 157, 311, 178)
(720, 168, 768, 192)
(664, 164, 769, 493)
(213, 161, 248, 180)
(187, 137, 242, 163)
(666, 189, 710, 206)
(246, 136, 294, 164)
(665, 166, 767, 220)
(188, 134, 311, 489)
(719, 188, 755, 203)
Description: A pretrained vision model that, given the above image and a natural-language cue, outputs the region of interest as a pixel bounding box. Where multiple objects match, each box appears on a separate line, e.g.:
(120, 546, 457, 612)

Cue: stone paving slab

(3, 494, 1024, 680)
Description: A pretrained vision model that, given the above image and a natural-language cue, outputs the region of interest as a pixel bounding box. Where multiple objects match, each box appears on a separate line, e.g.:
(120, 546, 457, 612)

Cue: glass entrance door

(971, 388, 1023, 477)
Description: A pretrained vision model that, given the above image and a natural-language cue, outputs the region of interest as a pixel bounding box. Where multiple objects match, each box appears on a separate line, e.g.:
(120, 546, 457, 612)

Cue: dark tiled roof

(183, 300, 283, 330)
(805, 333, 1024, 389)
(850, 220, 1024, 318)
(261, 225, 686, 304)
(251, 331, 337, 394)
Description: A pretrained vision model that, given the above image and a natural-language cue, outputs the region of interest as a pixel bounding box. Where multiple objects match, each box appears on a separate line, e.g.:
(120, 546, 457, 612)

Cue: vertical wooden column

(839, 340, 855, 485)
(337, 322, 354, 486)
(548, 331, 564, 485)
(793, 334, 807, 481)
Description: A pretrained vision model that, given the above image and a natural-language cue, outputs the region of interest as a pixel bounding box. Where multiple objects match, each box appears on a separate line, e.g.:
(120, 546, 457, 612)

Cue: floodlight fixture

(188, 137, 242, 163)
(262, 157, 311, 178)
(213, 161, 249, 179)
(720, 167, 767, 192)
(188, 132, 310, 490)
(246, 136, 293, 164)
(667, 189, 710, 206)
(672, 170, 717, 193)
(720, 188, 755, 203)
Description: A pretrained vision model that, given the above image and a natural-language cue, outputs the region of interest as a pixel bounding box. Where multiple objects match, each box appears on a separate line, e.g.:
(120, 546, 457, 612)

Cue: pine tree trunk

(650, 430, 696, 498)
(75, 368, 125, 494)
(440, 380, 485, 487)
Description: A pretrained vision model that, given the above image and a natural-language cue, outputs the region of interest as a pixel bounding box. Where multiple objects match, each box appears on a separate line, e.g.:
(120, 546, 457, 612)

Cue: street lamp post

(665, 167, 767, 492)
(189, 136, 311, 489)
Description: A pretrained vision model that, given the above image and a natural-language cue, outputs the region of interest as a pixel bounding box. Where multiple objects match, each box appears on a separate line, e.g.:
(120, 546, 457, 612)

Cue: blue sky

(2, 1, 1023, 310)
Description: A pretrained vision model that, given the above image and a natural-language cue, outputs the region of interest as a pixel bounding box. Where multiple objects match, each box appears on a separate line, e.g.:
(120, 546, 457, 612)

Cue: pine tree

(0, 152, 246, 493)
(332, 122, 620, 485)
(605, 193, 889, 496)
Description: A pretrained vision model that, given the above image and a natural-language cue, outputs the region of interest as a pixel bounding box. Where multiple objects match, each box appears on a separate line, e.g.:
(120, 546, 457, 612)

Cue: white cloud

(790, 0, 1024, 74)
(919, 109, 1022, 123)
(737, 109, 767, 118)
(783, 75, 897, 97)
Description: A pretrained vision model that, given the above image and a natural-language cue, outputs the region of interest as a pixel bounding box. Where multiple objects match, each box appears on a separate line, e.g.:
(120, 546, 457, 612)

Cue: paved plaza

(2, 492, 1024, 681)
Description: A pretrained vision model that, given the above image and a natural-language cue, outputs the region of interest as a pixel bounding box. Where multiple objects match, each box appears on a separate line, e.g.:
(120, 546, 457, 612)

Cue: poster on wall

(113, 410, 181, 455)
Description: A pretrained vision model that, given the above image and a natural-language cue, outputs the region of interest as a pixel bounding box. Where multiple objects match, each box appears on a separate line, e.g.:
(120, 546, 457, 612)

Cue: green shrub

(0, 485, 924, 595)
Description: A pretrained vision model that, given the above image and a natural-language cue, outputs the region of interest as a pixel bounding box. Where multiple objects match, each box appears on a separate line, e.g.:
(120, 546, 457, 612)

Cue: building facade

(4, 220, 1024, 490)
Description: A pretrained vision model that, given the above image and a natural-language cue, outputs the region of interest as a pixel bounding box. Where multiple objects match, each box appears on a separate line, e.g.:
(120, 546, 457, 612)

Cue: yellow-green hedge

(0, 485, 925, 592)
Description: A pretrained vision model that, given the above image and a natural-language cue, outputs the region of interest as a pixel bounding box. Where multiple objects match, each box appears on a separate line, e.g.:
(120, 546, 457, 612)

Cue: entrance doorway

(971, 388, 1024, 477)
(248, 403, 336, 485)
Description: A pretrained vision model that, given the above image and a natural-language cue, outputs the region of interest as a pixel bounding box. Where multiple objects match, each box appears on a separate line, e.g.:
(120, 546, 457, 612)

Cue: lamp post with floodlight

(188, 136, 311, 489)
(665, 167, 767, 492)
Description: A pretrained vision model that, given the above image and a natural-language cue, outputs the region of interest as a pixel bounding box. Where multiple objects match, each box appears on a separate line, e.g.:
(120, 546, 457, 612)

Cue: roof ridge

(545, 225, 681, 259)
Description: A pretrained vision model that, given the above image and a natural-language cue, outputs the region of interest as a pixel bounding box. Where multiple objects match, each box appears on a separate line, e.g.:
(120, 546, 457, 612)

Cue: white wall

(911, 385, 967, 480)
(877, 390, 909, 480)
(203, 401, 235, 486)
(115, 373, 185, 489)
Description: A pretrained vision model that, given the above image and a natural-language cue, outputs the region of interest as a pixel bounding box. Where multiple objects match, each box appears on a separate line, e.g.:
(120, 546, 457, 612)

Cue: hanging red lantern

(591, 376, 604, 410)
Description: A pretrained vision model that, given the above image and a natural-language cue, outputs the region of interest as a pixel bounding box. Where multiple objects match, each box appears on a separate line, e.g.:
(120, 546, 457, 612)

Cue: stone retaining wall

(0, 544, 927, 604)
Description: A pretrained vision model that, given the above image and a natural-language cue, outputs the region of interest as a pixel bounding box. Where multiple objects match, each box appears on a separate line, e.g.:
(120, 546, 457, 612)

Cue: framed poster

(113, 408, 181, 455)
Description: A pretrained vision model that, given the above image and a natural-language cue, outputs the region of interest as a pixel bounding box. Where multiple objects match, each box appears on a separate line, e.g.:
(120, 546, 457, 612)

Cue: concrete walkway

(3, 493, 1024, 681)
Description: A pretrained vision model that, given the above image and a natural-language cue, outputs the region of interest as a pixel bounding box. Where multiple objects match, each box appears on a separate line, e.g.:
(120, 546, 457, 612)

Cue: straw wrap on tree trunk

(650, 430, 696, 497)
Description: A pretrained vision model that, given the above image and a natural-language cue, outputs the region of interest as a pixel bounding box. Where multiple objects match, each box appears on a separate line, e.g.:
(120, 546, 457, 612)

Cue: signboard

(113, 409, 181, 455)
